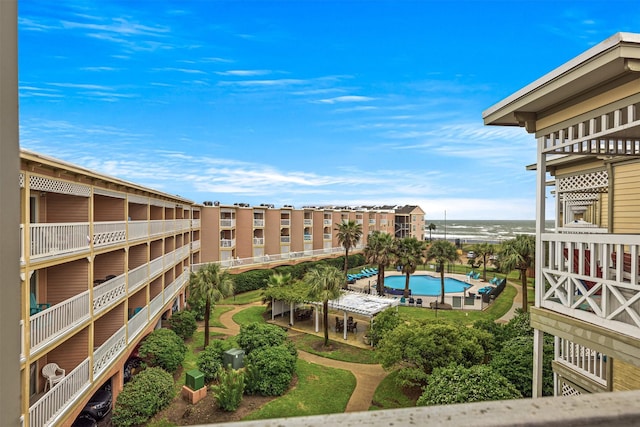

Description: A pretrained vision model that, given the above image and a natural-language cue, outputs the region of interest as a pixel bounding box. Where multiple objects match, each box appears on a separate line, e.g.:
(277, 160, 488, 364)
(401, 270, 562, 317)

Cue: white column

(343, 311, 348, 340)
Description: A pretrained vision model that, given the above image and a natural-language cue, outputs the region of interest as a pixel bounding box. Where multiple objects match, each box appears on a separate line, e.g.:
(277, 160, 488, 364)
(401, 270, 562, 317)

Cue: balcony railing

(356, 219, 363, 225)
(253, 237, 264, 245)
(128, 263, 148, 294)
(369, 219, 376, 224)
(280, 236, 290, 243)
(127, 220, 148, 241)
(149, 256, 164, 279)
(30, 222, 90, 261)
(29, 358, 90, 427)
(304, 235, 312, 241)
(380, 219, 387, 225)
(221, 239, 235, 248)
(323, 219, 332, 225)
(303, 219, 312, 226)
(93, 326, 126, 379)
(93, 273, 126, 315)
(30, 291, 90, 354)
(220, 219, 235, 228)
(323, 233, 332, 240)
(253, 219, 265, 227)
(555, 337, 608, 386)
(541, 233, 640, 339)
(281, 219, 290, 226)
(20, 224, 24, 264)
(128, 306, 148, 343)
(191, 240, 201, 251)
(192, 218, 201, 228)
(93, 221, 127, 247)
(149, 220, 164, 237)
(150, 293, 164, 318)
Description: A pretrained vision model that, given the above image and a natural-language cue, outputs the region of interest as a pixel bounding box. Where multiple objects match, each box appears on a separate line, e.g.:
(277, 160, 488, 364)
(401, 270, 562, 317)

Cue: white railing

(92, 221, 127, 248)
(149, 220, 164, 236)
(127, 263, 148, 294)
(191, 240, 201, 251)
(356, 219, 363, 225)
(29, 358, 90, 427)
(149, 293, 164, 318)
(253, 219, 264, 227)
(380, 219, 387, 225)
(221, 239, 235, 248)
(280, 236, 290, 243)
(30, 222, 90, 260)
(30, 291, 90, 353)
(20, 320, 24, 363)
(369, 219, 376, 224)
(177, 219, 191, 232)
(20, 224, 25, 264)
(304, 235, 312, 241)
(163, 220, 176, 234)
(304, 219, 312, 226)
(192, 218, 201, 228)
(324, 233, 332, 240)
(323, 219, 332, 225)
(253, 237, 264, 245)
(149, 256, 164, 279)
(281, 219, 290, 226)
(93, 326, 126, 379)
(127, 220, 149, 241)
(541, 233, 640, 339)
(555, 337, 608, 386)
(163, 251, 176, 270)
(93, 273, 127, 314)
(220, 219, 235, 228)
(176, 244, 189, 261)
(128, 306, 148, 343)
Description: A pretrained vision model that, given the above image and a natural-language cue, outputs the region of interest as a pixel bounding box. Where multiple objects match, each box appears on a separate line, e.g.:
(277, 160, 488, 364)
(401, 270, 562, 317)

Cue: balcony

(220, 219, 235, 228)
(253, 219, 264, 227)
(93, 325, 126, 379)
(280, 219, 290, 226)
(323, 219, 331, 225)
(540, 233, 640, 339)
(221, 238, 236, 248)
(280, 236, 290, 243)
(30, 291, 91, 356)
(253, 237, 264, 245)
(127, 220, 149, 241)
(304, 235, 312, 241)
(93, 273, 126, 315)
(192, 218, 201, 228)
(191, 240, 201, 251)
(555, 337, 608, 388)
(93, 221, 126, 248)
(323, 233, 332, 240)
(127, 305, 149, 343)
(303, 219, 312, 226)
(356, 219, 363, 225)
(29, 222, 90, 261)
(369, 219, 376, 224)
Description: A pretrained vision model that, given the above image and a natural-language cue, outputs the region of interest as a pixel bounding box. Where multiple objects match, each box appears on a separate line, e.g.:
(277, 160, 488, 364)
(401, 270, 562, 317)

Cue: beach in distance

(424, 219, 555, 244)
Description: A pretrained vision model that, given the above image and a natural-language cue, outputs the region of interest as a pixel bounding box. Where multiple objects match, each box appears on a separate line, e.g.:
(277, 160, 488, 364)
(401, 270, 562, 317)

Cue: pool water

(384, 275, 470, 296)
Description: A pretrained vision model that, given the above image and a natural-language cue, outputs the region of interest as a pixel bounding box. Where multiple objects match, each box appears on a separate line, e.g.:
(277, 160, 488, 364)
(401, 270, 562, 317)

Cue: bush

(112, 367, 175, 427)
(187, 292, 206, 321)
(417, 364, 521, 406)
(232, 269, 273, 293)
(237, 322, 289, 355)
(368, 308, 401, 347)
(244, 345, 297, 396)
(168, 310, 197, 340)
(197, 339, 236, 382)
(139, 328, 187, 373)
(211, 368, 245, 411)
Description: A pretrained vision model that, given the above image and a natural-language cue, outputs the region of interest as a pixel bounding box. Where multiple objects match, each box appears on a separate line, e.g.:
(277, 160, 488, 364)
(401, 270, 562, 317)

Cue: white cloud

(315, 95, 377, 104)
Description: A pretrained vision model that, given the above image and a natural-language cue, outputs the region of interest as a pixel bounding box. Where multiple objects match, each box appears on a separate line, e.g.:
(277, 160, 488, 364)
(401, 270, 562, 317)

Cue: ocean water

(424, 220, 555, 244)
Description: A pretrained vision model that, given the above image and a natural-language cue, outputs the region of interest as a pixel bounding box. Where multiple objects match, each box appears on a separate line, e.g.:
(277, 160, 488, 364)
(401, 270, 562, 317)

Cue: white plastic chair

(42, 363, 65, 391)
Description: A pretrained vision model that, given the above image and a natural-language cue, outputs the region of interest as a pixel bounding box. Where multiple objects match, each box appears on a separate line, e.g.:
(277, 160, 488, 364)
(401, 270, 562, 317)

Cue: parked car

(71, 413, 97, 427)
(467, 251, 476, 259)
(81, 381, 112, 420)
(124, 356, 143, 383)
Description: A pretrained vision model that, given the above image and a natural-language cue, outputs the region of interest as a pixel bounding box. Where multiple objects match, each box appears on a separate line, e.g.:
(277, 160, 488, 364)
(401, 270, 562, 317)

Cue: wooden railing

(93, 273, 126, 315)
(149, 293, 164, 318)
(220, 219, 235, 227)
(192, 218, 201, 228)
(30, 222, 89, 260)
(93, 221, 126, 247)
(127, 306, 148, 343)
(149, 256, 164, 279)
(253, 219, 265, 227)
(555, 337, 607, 386)
(149, 220, 164, 237)
(253, 237, 264, 245)
(30, 291, 90, 353)
(127, 263, 148, 294)
(541, 233, 640, 339)
(93, 326, 126, 379)
(29, 358, 90, 427)
(127, 220, 148, 240)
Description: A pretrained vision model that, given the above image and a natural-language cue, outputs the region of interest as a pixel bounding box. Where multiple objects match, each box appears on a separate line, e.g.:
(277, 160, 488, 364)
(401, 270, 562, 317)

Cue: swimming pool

(384, 275, 470, 296)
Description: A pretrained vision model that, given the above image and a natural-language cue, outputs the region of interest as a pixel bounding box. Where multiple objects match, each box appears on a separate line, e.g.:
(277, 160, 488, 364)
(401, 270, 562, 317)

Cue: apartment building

(19, 149, 199, 426)
(484, 32, 640, 397)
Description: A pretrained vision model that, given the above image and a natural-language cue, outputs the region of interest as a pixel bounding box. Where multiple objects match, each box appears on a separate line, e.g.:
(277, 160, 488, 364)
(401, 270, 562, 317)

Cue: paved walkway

(208, 302, 387, 412)
(495, 280, 523, 324)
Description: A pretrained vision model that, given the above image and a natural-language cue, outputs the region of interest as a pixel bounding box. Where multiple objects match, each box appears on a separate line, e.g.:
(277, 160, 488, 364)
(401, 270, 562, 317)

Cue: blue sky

(17, 1, 640, 220)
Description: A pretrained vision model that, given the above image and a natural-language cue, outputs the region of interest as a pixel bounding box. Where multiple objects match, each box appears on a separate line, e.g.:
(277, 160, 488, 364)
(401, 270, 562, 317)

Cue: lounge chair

(408, 297, 415, 306)
(416, 298, 423, 307)
(400, 297, 406, 305)
(30, 293, 50, 316)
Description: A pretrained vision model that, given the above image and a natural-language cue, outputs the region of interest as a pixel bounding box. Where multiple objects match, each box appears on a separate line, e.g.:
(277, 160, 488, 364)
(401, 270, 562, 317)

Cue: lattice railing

(93, 221, 126, 247)
(93, 326, 126, 379)
(93, 273, 126, 314)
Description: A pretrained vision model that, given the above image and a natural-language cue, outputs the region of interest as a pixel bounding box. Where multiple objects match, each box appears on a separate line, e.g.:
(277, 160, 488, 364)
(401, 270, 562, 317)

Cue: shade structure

(326, 291, 400, 317)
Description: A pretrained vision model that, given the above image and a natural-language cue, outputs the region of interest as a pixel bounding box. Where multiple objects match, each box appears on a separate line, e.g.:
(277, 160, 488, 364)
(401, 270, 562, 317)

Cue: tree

(417, 364, 521, 406)
(304, 265, 344, 346)
(188, 263, 235, 347)
(237, 322, 290, 356)
(500, 235, 535, 312)
(393, 237, 425, 298)
(425, 240, 460, 304)
(471, 242, 495, 282)
(427, 222, 436, 242)
(335, 219, 363, 284)
(168, 310, 197, 340)
(363, 231, 394, 296)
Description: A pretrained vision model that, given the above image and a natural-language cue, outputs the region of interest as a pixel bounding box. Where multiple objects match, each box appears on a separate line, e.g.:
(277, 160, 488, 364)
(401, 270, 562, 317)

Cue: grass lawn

(232, 305, 266, 326)
(175, 330, 216, 394)
(210, 305, 234, 328)
(241, 359, 356, 421)
(219, 289, 263, 305)
(370, 370, 417, 410)
(289, 333, 378, 364)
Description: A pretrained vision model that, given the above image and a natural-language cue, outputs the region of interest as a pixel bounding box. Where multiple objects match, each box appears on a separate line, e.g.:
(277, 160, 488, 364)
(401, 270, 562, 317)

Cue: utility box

(185, 369, 204, 391)
(223, 348, 245, 370)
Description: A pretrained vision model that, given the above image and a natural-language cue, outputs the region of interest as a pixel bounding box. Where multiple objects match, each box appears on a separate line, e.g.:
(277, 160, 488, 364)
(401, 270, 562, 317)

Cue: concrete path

(208, 302, 387, 412)
(495, 280, 523, 324)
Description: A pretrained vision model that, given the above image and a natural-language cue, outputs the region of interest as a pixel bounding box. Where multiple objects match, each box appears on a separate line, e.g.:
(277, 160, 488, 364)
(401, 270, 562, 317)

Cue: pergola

(272, 291, 400, 341)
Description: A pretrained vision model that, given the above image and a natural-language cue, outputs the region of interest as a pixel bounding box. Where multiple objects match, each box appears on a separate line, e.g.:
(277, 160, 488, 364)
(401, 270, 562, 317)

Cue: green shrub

(368, 308, 401, 347)
(237, 322, 288, 355)
(417, 364, 521, 406)
(168, 310, 197, 340)
(232, 269, 273, 293)
(112, 367, 175, 427)
(211, 368, 245, 411)
(197, 339, 236, 382)
(139, 328, 187, 373)
(244, 345, 297, 396)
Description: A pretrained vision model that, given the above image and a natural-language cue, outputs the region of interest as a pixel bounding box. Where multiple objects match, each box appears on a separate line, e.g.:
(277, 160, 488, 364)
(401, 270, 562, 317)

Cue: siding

(46, 193, 89, 223)
(94, 195, 125, 221)
(46, 327, 89, 377)
(613, 359, 640, 391)
(128, 202, 147, 220)
(94, 305, 125, 347)
(613, 161, 640, 234)
(94, 250, 125, 281)
(47, 259, 88, 304)
(128, 244, 147, 269)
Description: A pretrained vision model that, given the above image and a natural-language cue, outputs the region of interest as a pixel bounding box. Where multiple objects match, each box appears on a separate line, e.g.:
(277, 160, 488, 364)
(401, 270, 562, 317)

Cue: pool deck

(348, 270, 495, 310)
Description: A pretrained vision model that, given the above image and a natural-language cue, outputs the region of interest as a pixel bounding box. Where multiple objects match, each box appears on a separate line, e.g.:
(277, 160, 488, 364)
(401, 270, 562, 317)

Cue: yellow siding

(613, 359, 640, 391)
(94, 195, 125, 221)
(553, 160, 604, 177)
(612, 161, 640, 234)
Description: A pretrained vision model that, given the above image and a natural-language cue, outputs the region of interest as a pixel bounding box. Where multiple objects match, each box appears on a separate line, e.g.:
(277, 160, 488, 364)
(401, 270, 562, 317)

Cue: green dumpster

(185, 369, 204, 390)
(223, 348, 245, 370)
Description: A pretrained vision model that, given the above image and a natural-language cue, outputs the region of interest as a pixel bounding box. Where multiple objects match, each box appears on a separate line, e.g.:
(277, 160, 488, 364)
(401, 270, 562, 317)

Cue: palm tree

(261, 272, 294, 306)
(499, 235, 535, 312)
(363, 231, 394, 296)
(427, 223, 437, 242)
(471, 242, 495, 282)
(393, 237, 426, 298)
(188, 263, 234, 347)
(305, 265, 344, 346)
(426, 240, 460, 305)
(335, 219, 363, 284)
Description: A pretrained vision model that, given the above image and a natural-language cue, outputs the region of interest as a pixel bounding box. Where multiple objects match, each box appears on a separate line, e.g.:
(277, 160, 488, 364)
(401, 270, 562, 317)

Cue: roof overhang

(482, 32, 640, 130)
